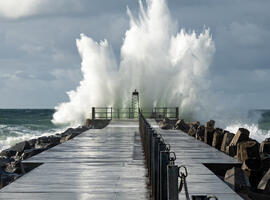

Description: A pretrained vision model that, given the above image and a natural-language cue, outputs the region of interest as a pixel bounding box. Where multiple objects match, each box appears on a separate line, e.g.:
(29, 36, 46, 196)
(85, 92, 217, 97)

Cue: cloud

(0, 0, 45, 19)
(0, 0, 83, 19)
(0, 0, 269, 110)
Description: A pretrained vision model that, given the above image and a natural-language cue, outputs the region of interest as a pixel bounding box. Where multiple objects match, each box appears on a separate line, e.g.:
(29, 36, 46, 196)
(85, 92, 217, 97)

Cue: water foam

(0, 124, 66, 150)
(52, 0, 215, 125)
(225, 123, 270, 143)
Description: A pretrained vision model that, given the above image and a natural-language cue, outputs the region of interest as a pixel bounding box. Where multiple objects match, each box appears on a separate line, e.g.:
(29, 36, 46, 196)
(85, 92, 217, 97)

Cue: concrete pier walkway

(148, 119, 243, 200)
(0, 120, 150, 200)
(0, 119, 244, 200)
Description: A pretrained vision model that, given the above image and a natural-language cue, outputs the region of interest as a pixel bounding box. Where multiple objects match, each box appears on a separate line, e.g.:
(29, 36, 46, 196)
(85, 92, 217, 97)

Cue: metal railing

(139, 111, 180, 200)
(139, 111, 219, 200)
(91, 107, 179, 120)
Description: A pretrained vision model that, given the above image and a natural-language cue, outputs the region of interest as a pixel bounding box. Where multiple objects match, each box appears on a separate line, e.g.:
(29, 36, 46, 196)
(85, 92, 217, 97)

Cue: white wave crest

(52, 0, 215, 125)
(0, 125, 67, 150)
(225, 122, 270, 143)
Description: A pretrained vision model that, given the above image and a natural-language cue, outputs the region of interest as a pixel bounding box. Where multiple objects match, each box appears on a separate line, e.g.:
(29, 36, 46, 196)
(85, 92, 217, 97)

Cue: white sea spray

(52, 0, 215, 125)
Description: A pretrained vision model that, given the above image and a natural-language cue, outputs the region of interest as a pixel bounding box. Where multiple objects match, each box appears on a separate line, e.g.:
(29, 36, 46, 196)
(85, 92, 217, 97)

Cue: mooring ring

(169, 151, 176, 161)
(165, 144, 170, 151)
(178, 165, 188, 178)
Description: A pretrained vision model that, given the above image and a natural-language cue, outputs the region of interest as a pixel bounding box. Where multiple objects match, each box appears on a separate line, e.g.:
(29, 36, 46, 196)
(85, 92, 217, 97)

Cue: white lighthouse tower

(131, 89, 139, 118)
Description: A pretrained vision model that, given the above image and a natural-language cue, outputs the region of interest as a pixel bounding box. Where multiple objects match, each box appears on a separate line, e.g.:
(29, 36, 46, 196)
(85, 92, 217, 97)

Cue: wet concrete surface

(148, 119, 243, 200)
(0, 120, 150, 200)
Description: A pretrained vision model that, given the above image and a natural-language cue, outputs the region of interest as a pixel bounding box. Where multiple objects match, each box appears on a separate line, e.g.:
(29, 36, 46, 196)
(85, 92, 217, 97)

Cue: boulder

(21, 148, 44, 160)
(212, 128, 224, 150)
(206, 120, 215, 129)
(229, 128, 250, 146)
(258, 168, 270, 193)
(60, 134, 73, 143)
(226, 145, 237, 157)
(237, 140, 260, 162)
(47, 135, 61, 144)
(0, 149, 17, 158)
(59, 127, 87, 143)
(195, 125, 205, 141)
(174, 119, 190, 133)
(242, 159, 263, 187)
(61, 128, 75, 137)
(36, 136, 50, 144)
(224, 167, 251, 191)
(35, 135, 60, 149)
(35, 142, 52, 149)
(158, 118, 173, 130)
(4, 160, 25, 174)
(188, 126, 197, 137)
(0, 168, 20, 188)
(187, 122, 200, 137)
(221, 132, 235, 152)
(260, 138, 270, 155)
(260, 154, 270, 174)
(28, 139, 37, 148)
(242, 158, 262, 171)
(189, 121, 200, 128)
(0, 157, 15, 168)
(204, 120, 215, 145)
(9, 141, 31, 154)
(159, 123, 172, 130)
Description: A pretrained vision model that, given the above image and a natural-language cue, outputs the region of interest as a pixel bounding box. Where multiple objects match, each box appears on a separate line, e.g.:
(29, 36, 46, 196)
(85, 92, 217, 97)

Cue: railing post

(111, 107, 112, 119)
(92, 107, 95, 120)
(148, 127, 153, 181)
(151, 134, 160, 200)
(105, 107, 107, 119)
(176, 107, 179, 119)
(157, 141, 166, 200)
(160, 151, 170, 200)
(139, 112, 182, 200)
(167, 160, 179, 200)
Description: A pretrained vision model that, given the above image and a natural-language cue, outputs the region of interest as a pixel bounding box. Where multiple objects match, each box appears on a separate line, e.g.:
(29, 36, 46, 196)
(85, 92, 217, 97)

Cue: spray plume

(52, 0, 215, 125)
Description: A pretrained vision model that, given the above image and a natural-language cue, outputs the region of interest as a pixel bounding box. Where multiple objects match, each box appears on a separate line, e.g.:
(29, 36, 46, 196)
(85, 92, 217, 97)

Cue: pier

(0, 116, 243, 199)
(147, 119, 242, 199)
(0, 120, 149, 199)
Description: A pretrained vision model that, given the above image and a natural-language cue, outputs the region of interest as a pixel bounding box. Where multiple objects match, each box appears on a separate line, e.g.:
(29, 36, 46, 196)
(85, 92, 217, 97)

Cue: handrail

(139, 110, 179, 200)
(91, 107, 179, 120)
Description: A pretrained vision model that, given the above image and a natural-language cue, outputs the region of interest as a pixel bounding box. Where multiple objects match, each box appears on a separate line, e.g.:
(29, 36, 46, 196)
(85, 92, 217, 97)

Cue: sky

(0, 0, 269, 109)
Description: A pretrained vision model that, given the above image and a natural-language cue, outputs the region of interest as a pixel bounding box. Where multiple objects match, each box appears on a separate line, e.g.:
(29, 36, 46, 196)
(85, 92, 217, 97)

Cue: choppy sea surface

(0, 109, 270, 151)
(0, 109, 67, 150)
(225, 109, 270, 143)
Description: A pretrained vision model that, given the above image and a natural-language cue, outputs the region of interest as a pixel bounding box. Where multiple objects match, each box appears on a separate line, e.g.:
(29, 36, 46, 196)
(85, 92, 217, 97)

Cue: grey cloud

(0, 0, 269, 108)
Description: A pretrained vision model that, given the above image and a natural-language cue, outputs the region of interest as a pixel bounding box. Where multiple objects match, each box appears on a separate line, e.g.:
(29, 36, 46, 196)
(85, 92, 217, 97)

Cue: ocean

(0, 109, 270, 151)
(0, 109, 67, 150)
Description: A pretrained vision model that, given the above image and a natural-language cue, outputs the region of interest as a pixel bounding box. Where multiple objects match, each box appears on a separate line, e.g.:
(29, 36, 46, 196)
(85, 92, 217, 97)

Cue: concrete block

(212, 128, 224, 150)
(237, 140, 260, 162)
(221, 132, 235, 152)
(224, 167, 251, 191)
(258, 168, 270, 192)
(229, 128, 250, 146)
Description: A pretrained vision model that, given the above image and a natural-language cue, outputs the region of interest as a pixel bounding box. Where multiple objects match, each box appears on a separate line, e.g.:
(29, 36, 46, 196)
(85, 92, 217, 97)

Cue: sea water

(0, 109, 67, 150)
(0, 109, 269, 151)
